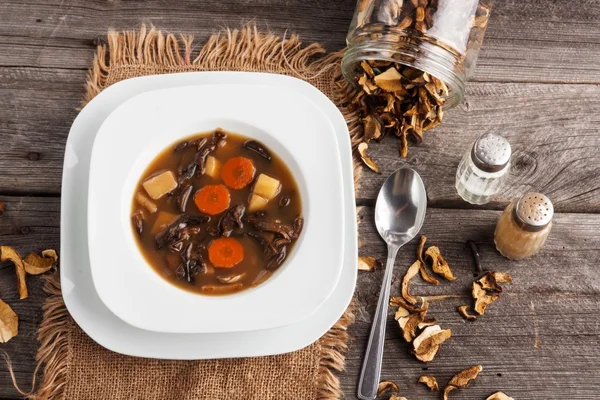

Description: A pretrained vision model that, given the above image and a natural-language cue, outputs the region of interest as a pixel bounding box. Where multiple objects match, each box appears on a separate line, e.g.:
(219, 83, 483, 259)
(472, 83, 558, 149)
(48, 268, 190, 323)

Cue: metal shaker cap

(471, 133, 511, 173)
(514, 192, 554, 231)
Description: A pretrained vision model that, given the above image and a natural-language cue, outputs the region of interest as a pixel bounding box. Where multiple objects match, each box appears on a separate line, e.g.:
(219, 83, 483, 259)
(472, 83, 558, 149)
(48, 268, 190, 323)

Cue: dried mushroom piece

(472, 282, 499, 315)
(472, 271, 512, 315)
(425, 246, 456, 281)
(412, 324, 452, 362)
(390, 295, 426, 313)
(442, 365, 483, 400)
(457, 305, 478, 321)
(0, 201, 5, 216)
(374, 67, 404, 92)
(395, 299, 428, 343)
(0, 299, 18, 343)
(418, 375, 439, 391)
(363, 114, 383, 142)
(401, 260, 421, 304)
(487, 392, 514, 400)
(358, 256, 381, 271)
(357, 142, 381, 174)
(377, 380, 400, 397)
(389, 396, 408, 400)
(416, 236, 439, 285)
(0, 246, 28, 299)
(41, 249, 58, 262)
(23, 252, 56, 275)
(492, 271, 513, 284)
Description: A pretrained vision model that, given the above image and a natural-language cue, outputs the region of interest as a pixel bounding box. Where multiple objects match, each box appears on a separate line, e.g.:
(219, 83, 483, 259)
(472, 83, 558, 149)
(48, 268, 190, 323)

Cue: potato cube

(205, 156, 220, 179)
(135, 192, 157, 214)
(248, 194, 269, 212)
(151, 211, 179, 234)
(143, 170, 178, 200)
(253, 174, 281, 200)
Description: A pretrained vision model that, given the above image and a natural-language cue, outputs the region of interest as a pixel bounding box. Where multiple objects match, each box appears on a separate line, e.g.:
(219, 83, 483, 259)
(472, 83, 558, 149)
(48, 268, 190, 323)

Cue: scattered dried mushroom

(416, 236, 439, 285)
(394, 296, 433, 343)
(0, 299, 18, 343)
(487, 392, 514, 400)
(418, 375, 439, 391)
(358, 256, 381, 271)
(401, 260, 422, 304)
(377, 380, 400, 397)
(0, 246, 57, 343)
(457, 305, 478, 321)
(23, 251, 58, 275)
(352, 60, 447, 171)
(424, 246, 456, 281)
(357, 142, 380, 174)
(472, 271, 512, 315)
(0, 246, 28, 299)
(442, 365, 483, 400)
(389, 396, 408, 400)
(412, 324, 452, 362)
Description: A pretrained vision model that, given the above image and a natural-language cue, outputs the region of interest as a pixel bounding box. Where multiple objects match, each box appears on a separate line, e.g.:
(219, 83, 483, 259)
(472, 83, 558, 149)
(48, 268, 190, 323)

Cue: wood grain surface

(0, 0, 599, 398)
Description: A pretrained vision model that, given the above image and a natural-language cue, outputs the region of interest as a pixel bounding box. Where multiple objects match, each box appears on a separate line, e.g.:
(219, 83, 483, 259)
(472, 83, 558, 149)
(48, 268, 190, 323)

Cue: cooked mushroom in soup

(131, 129, 303, 295)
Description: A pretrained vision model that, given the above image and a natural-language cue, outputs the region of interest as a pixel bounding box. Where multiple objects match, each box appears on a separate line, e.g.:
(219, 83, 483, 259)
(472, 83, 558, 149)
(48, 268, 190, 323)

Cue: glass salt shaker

(455, 132, 511, 204)
(494, 193, 554, 261)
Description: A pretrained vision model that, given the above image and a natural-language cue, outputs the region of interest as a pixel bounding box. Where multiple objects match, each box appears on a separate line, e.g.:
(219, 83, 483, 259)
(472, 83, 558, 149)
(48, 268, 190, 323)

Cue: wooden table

(1, 0, 599, 398)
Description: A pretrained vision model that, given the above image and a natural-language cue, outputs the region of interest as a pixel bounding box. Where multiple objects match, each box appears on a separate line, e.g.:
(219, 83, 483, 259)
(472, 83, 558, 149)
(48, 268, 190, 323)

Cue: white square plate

(62, 72, 357, 358)
(88, 83, 345, 333)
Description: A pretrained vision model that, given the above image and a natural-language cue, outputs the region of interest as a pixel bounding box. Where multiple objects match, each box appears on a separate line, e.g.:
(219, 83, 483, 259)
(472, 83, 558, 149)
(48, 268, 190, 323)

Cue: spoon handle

(357, 244, 400, 400)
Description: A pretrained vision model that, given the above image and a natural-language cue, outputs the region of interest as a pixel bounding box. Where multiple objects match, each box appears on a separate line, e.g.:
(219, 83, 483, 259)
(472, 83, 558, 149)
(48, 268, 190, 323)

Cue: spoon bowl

(375, 168, 427, 246)
(358, 168, 427, 400)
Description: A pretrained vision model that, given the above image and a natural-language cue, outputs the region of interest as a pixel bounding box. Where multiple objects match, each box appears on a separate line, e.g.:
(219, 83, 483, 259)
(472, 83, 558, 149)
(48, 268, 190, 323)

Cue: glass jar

(455, 132, 511, 205)
(342, 0, 492, 108)
(494, 193, 554, 261)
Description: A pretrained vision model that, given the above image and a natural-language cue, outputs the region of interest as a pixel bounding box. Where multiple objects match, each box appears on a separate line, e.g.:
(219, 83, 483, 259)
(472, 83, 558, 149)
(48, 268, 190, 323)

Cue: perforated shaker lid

(471, 133, 511, 173)
(514, 192, 554, 231)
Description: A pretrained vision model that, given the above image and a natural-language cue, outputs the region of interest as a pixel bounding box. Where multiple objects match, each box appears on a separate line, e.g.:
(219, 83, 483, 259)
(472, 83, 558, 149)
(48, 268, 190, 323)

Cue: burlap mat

(29, 25, 363, 400)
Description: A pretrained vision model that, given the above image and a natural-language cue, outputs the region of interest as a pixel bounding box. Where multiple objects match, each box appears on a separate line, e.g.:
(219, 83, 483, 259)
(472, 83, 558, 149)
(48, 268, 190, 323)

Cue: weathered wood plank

(0, 67, 84, 195)
(0, 202, 598, 398)
(339, 206, 600, 399)
(2, 0, 600, 83)
(0, 196, 60, 398)
(2, 74, 600, 211)
(358, 82, 600, 212)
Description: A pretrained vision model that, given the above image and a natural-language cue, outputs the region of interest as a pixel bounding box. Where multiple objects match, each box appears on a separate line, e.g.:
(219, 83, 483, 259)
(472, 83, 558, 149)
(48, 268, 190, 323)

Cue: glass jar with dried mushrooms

(343, 0, 492, 165)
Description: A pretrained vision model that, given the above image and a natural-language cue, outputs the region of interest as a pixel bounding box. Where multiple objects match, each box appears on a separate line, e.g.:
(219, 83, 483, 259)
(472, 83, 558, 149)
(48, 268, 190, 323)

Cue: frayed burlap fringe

(4, 272, 72, 400)
(84, 24, 363, 151)
(24, 24, 362, 400)
(31, 272, 71, 400)
(316, 303, 355, 400)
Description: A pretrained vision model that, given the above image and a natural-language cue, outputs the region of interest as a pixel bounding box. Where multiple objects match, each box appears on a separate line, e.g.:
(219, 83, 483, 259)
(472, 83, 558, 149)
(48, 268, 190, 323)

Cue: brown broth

(131, 129, 302, 295)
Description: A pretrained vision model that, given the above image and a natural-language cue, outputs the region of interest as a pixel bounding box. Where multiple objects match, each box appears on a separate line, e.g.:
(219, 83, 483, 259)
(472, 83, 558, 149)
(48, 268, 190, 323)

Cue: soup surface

(131, 129, 303, 295)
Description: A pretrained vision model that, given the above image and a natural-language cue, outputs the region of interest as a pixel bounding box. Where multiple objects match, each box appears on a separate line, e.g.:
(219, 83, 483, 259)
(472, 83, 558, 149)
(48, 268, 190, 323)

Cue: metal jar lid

(513, 192, 554, 232)
(471, 133, 511, 173)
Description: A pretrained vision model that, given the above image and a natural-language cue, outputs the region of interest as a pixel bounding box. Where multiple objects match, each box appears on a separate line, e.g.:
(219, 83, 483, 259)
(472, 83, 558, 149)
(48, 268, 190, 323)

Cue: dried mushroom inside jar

(131, 129, 303, 296)
(351, 60, 448, 162)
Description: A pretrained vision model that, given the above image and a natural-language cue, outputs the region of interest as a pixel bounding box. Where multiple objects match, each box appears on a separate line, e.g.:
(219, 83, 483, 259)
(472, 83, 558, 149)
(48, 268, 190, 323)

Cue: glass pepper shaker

(494, 193, 554, 261)
(455, 132, 511, 205)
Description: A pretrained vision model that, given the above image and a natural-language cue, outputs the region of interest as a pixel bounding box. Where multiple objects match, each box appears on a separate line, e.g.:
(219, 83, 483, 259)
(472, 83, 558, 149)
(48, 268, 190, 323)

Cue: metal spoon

(357, 168, 427, 400)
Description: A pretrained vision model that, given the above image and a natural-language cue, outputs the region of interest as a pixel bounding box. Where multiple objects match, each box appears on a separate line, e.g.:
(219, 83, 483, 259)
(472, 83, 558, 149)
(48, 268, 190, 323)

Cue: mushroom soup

(131, 129, 303, 295)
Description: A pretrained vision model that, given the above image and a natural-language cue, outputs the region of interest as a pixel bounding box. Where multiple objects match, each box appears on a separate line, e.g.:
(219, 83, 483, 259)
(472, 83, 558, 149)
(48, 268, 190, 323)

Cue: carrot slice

(194, 184, 230, 215)
(221, 157, 256, 189)
(208, 238, 244, 268)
